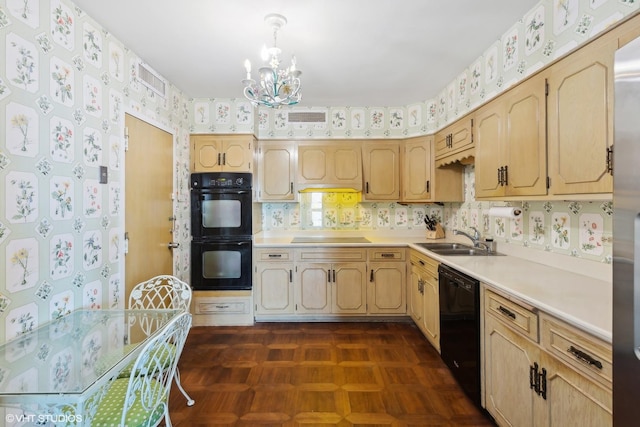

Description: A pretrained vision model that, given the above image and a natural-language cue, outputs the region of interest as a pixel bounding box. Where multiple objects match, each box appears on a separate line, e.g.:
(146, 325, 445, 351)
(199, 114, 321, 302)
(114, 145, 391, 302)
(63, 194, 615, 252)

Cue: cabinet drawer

(485, 289, 539, 342)
(410, 250, 438, 277)
(540, 313, 612, 386)
(297, 248, 366, 262)
(368, 248, 406, 261)
(256, 248, 293, 261)
(194, 297, 251, 314)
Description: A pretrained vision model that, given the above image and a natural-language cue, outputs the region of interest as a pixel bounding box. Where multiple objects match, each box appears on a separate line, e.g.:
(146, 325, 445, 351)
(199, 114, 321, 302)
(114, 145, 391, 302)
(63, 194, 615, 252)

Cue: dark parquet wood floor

(168, 321, 496, 426)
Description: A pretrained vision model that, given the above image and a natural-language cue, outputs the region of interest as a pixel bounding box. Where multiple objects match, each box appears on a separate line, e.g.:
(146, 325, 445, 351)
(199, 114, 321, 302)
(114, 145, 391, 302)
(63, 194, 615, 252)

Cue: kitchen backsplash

(262, 165, 612, 264)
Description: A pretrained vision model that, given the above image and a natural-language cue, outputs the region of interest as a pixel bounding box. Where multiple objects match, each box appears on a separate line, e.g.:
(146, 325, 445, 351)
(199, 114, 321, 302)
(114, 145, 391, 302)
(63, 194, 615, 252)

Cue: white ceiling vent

(287, 111, 327, 124)
(138, 61, 167, 98)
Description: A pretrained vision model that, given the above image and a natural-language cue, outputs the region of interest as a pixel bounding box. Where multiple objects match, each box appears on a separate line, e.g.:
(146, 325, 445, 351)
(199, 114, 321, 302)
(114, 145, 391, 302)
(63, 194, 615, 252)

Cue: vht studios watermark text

(6, 413, 83, 424)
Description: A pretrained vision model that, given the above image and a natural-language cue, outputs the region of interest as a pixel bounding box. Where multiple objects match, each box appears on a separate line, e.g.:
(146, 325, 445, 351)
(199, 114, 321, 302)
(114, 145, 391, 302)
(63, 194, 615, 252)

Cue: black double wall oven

(190, 172, 252, 291)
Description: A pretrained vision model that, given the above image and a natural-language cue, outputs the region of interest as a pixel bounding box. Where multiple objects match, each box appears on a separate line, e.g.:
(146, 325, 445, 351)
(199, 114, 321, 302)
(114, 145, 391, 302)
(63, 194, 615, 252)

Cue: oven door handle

(195, 189, 251, 195)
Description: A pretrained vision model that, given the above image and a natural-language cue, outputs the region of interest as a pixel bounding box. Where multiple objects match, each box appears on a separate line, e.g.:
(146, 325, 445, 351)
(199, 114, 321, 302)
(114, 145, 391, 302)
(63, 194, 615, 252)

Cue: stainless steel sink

(415, 242, 503, 256)
(415, 242, 473, 250)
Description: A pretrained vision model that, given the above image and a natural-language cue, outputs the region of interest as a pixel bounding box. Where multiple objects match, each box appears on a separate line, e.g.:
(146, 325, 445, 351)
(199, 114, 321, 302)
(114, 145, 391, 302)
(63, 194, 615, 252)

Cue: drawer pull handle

(419, 260, 425, 266)
(498, 305, 516, 319)
(215, 305, 229, 309)
(268, 254, 282, 258)
(381, 253, 394, 258)
(568, 345, 603, 370)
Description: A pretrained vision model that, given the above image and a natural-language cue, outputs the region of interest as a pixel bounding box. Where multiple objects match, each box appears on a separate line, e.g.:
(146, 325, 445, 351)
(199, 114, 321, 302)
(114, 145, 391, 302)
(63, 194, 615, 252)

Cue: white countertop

(253, 231, 612, 343)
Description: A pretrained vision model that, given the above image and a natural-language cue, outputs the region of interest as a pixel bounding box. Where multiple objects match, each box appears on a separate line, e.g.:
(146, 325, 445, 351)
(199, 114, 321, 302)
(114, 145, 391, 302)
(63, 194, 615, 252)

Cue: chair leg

(174, 367, 195, 406)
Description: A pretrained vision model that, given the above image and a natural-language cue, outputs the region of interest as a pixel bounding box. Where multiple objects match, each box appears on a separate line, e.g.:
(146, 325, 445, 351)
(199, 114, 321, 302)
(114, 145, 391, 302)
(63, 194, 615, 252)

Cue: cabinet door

(547, 35, 614, 195)
(362, 141, 400, 200)
(409, 264, 424, 326)
(332, 263, 366, 314)
(484, 314, 537, 427)
(505, 73, 548, 197)
(332, 145, 362, 186)
(368, 262, 406, 314)
(191, 135, 222, 172)
(222, 138, 253, 172)
(296, 262, 332, 314)
(259, 142, 295, 201)
(537, 351, 612, 427)
(255, 262, 294, 314)
(422, 274, 440, 352)
(402, 136, 432, 202)
(475, 100, 506, 198)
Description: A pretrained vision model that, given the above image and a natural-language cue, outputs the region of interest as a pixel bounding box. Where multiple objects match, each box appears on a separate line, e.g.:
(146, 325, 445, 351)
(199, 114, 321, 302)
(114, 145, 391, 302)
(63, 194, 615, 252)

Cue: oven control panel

(191, 172, 252, 189)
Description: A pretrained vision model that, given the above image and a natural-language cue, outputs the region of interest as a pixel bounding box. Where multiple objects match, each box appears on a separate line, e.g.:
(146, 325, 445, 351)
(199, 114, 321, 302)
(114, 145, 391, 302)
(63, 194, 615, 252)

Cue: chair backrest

(120, 312, 192, 426)
(129, 275, 192, 311)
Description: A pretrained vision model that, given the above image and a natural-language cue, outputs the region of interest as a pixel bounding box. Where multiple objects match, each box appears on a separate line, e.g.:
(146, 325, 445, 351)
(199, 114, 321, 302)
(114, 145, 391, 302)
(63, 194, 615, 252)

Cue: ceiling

(73, 0, 540, 108)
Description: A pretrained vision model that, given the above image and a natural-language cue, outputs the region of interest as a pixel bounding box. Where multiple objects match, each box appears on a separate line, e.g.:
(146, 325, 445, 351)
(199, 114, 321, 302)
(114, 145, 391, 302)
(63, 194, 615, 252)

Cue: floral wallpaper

(1, 0, 633, 344)
(0, 0, 192, 344)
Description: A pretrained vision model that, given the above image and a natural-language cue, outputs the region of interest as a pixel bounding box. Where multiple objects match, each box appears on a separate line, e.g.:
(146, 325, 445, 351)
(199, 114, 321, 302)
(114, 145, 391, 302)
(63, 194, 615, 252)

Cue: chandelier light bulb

(244, 59, 251, 80)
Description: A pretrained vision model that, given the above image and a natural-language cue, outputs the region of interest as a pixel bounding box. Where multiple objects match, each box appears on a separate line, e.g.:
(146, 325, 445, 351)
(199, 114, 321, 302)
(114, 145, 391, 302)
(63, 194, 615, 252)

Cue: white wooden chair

(93, 312, 192, 427)
(128, 275, 195, 406)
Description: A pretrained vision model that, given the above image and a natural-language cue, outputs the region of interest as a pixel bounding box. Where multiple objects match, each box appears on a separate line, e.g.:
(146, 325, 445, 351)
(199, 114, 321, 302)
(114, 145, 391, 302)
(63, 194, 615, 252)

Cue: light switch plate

(99, 166, 108, 184)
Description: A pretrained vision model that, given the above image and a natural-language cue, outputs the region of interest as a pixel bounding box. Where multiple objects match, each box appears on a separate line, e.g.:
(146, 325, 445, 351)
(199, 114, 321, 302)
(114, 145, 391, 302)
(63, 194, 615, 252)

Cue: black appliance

(190, 172, 253, 239)
(190, 172, 252, 291)
(438, 263, 481, 407)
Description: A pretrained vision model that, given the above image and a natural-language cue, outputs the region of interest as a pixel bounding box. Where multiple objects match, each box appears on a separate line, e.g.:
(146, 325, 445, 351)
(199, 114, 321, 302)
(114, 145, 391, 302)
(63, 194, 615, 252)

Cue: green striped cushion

(92, 378, 166, 427)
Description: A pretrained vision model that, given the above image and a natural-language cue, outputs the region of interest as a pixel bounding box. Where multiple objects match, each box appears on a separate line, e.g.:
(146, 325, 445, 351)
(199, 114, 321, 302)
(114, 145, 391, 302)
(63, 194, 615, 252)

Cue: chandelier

(242, 13, 302, 108)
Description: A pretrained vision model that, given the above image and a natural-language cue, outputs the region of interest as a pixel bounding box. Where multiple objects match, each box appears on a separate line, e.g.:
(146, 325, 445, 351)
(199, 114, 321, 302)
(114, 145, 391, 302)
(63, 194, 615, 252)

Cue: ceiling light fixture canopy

(242, 13, 302, 108)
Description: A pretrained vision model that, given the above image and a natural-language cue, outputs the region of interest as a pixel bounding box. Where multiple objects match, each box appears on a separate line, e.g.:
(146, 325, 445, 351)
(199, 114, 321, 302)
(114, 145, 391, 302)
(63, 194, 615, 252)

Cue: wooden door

(422, 273, 440, 352)
(475, 100, 505, 198)
(537, 351, 612, 427)
(484, 314, 537, 427)
(255, 262, 294, 314)
(409, 264, 425, 327)
(191, 135, 222, 171)
(402, 137, 432, 202)
(362, 141, 400, 200)
(332, 262, 366, 314)
(125, 114, 174, 298)
(505, 74, 548, 197)
(221, 136, 253, 172)
(258, 141, 295, 201)
(368, 262, 406, 314)
(546, 35, 614, 195)
(296, 262, 332, 313)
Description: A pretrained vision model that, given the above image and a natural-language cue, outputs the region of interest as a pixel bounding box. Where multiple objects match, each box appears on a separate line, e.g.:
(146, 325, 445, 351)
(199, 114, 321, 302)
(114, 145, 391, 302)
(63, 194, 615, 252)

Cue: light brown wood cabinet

(254, 249, 295, 316)
(296, 248, 367, 315)
(257, 141, 296, 201)
(434, 113, 475, 166)
(409, 249, 440, 352)
(546, 31, 614, 197)
(190, 134, 255, 172)
(483, 286, 612, 427)
(362, 141, 401, 200)
(475, 72, 547, 199)
(367, 248, 406, 315)
(297, 141, 362, 190)
(401, 136, 464, 203)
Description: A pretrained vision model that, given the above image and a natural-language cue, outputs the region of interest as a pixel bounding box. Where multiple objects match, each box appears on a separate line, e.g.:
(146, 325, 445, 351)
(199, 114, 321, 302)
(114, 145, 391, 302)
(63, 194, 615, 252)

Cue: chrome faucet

(453, 227, 491, 252)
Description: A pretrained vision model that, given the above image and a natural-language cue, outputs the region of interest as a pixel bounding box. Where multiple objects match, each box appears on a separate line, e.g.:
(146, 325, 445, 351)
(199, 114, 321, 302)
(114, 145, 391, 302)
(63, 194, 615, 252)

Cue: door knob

(167, 242, 180, 249)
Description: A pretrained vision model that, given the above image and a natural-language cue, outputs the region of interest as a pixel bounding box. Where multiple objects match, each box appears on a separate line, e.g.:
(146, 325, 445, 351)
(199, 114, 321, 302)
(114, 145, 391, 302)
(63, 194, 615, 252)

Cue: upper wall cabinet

(191, 134, 255, 173)
(546, 33, 614, 197)
(434, 114, 475, 167)
(257, 141, 296, 201)
(401, 136, 463, 203)
(362, 141, 401, 201)
(475, 72, 548, 199)
(297, 141, 362, 191)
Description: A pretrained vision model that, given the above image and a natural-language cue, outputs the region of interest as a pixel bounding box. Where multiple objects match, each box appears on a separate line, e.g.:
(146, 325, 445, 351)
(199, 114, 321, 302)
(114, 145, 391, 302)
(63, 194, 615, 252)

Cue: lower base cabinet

(255, 246, 406, 318)
(483, 286, 612, 427)
(409, 249, 440, 352)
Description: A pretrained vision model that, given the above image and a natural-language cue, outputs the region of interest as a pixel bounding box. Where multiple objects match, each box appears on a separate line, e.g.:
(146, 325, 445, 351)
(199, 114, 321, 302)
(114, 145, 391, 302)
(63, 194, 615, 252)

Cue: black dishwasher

(439, 263, 481, 407)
